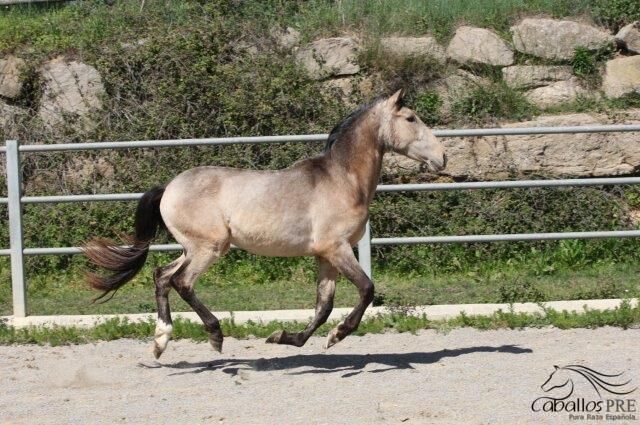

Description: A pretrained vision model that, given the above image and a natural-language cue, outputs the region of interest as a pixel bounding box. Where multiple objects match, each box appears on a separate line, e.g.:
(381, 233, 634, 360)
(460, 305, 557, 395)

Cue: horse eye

(407, 116, 416, 123)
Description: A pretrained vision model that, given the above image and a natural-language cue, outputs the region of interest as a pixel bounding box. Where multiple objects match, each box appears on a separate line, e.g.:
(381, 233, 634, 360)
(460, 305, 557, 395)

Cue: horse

(83, 89, 446, 359)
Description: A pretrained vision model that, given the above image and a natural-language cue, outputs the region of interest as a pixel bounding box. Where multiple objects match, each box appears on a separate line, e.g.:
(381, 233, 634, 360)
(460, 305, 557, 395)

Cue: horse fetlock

(324, 325, 348, 349)
(266, 330, 306, 346)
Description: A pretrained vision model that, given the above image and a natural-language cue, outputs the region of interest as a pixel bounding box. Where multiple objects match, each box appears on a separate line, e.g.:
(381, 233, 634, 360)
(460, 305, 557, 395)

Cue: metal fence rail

(3, 124, 640, 317)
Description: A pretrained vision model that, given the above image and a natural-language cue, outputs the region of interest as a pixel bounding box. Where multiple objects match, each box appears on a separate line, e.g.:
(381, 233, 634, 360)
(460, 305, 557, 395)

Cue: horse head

(377, 89, 446, 173)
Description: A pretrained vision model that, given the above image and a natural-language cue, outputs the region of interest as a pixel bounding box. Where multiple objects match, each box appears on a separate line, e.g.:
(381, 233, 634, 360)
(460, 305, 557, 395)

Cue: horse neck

(327, 119, 384, 205)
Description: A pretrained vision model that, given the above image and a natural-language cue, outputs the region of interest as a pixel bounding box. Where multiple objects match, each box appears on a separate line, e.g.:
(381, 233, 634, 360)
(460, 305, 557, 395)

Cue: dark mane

(323, 96, 386, 153)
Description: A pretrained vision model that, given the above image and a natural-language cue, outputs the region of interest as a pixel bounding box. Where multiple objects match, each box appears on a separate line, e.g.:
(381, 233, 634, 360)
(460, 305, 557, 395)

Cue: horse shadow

(140, 344, 532, 378)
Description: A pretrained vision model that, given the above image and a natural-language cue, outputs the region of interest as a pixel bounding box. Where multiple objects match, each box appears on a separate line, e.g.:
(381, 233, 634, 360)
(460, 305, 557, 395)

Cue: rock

(511, 18, 614, 60)
(383, 110, 640, 179)
(524, 77, 589, 108)
(616, 21, 640, 54)
(502, 65, 573, 89)
(63, 157, 115, 191)
(272, 26, 301, 50)
(602, 55, 640, 98)
(379, 36, 446, 63)
(322, 77, 355, 103)
(446, 26, 514, 66)
(431, 69, 490, 115)
(0, 56, 26, 99)
(0, 101, 26, 139)
(38, 57, 105, 131)
(322, 76, 375, 106)
(296, 37, 360, 80)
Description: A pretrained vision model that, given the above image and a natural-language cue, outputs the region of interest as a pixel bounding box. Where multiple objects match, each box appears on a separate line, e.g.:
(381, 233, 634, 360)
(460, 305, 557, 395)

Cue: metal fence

(3, 124, 640, 317)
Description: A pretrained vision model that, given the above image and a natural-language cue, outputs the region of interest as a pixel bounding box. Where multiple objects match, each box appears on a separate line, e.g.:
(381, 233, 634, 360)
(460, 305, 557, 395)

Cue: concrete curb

(2, 298, 637, 328)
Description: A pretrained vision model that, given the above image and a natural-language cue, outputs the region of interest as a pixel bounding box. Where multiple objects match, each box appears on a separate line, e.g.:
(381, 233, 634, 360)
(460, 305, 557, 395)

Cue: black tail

(83, 187, 165, 302)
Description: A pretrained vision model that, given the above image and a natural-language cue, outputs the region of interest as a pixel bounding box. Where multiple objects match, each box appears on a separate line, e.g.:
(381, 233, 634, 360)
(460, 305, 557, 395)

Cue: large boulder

(380, 36, 446, 63)
(602, 55, 640, 98)
(296, 37, 360, 80)
(38, 57, 105, 131)
(524, 77, 589, 108)
(383, 110, 640, 179)
(0, 55, 26, 99)
(511, 19, 614, 60)
(431, 69, 490, 115)
(446, 26, 514, 66)
(616, 21, 640, 54)
(502, 65, 573, 90)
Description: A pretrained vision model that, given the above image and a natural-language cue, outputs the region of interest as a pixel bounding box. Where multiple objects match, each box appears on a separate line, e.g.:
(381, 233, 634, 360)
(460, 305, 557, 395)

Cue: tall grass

(294, 0, 595, 41)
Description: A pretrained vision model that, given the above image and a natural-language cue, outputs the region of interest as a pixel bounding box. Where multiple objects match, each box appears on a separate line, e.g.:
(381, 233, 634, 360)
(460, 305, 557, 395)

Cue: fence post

(357, 220, 372, 279)
(6, 140, 26, 317)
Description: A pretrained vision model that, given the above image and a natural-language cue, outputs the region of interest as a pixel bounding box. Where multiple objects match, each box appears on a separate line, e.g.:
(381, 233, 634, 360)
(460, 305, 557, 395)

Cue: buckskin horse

(83, 90, 446, 358)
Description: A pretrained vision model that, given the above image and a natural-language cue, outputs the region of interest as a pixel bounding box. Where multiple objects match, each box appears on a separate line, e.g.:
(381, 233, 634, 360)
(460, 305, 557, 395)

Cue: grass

(0, 0, 627, 54)
(294, 0, 597, 41)
(1, 257, 638, 316)
(0, 299, 637, 346)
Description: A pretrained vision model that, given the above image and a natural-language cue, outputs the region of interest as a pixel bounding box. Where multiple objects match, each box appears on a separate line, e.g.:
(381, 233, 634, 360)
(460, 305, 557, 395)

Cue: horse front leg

(324, 244, 374, 349)
(266, 257, 337, 347)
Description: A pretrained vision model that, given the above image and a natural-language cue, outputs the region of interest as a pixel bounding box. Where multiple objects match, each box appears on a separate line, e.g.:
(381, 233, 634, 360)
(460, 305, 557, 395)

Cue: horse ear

(387, 89, 405, 110)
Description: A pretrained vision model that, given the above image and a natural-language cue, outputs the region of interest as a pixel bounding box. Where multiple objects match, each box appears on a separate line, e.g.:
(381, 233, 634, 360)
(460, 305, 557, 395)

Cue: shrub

(591, 0, 640, 32)
(451, 82, 537, 124)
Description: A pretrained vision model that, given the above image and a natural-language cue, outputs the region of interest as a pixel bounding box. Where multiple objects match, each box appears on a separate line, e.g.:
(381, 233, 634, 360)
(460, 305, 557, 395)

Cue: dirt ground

(0, 327, 638, 425)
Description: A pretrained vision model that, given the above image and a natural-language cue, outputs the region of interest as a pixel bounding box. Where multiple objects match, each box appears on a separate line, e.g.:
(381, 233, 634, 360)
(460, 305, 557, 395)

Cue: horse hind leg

(170, 243, 226, 353)
(152, 255, 185, 359)
(266, 257, 337, 347)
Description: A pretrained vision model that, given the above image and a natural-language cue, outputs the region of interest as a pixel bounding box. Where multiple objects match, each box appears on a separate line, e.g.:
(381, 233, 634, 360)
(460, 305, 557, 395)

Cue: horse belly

(228, 210, 313, 257)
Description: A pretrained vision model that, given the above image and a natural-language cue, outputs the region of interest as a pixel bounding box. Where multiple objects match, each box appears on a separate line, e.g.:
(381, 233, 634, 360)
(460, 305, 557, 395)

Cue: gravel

(0, 327, 638, 424)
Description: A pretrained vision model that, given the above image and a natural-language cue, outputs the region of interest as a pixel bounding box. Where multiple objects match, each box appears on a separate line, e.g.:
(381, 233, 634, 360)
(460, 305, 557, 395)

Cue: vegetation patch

(1, 300, 637, 346)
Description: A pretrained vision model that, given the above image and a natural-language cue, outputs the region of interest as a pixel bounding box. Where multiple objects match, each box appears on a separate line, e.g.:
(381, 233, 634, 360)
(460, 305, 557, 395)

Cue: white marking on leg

(154, 319, 173, 353)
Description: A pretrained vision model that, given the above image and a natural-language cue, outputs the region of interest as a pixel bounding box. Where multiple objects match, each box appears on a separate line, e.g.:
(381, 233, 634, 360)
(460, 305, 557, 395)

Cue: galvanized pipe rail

(3, 124, 640, 317)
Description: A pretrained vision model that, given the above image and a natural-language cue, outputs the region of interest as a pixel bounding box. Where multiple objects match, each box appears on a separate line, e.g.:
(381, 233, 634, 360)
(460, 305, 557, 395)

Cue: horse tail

(83, 186, 166, 302)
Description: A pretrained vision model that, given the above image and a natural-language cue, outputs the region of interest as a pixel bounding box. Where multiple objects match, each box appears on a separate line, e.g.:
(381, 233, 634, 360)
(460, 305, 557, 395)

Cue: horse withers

(83, 90, 447, 358)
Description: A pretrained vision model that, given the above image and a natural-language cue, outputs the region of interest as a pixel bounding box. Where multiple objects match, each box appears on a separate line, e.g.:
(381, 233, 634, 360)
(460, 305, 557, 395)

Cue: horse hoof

(151, 342, 164, 359)
(266, 330, 285, 344)
(324, 328, 343, 349)
(209, 335, 223, 353)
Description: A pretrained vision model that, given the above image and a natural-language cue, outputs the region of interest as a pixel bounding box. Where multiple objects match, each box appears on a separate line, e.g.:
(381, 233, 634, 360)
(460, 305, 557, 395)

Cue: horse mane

(324, 95, 391, 153)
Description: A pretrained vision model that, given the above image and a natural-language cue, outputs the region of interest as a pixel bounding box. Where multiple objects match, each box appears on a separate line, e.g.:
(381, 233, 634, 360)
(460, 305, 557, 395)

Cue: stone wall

(2, 18, 640, 183)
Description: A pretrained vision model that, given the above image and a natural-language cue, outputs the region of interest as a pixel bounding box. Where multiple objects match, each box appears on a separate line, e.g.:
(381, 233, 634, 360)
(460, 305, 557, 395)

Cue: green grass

(1, 256, 638, 316)
(1, 299, 637, 346)
(294, 0, 596, 41)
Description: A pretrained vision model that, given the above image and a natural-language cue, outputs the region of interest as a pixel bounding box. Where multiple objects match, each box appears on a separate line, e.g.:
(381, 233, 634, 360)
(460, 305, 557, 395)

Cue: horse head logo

(541, 365, 636, 399)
